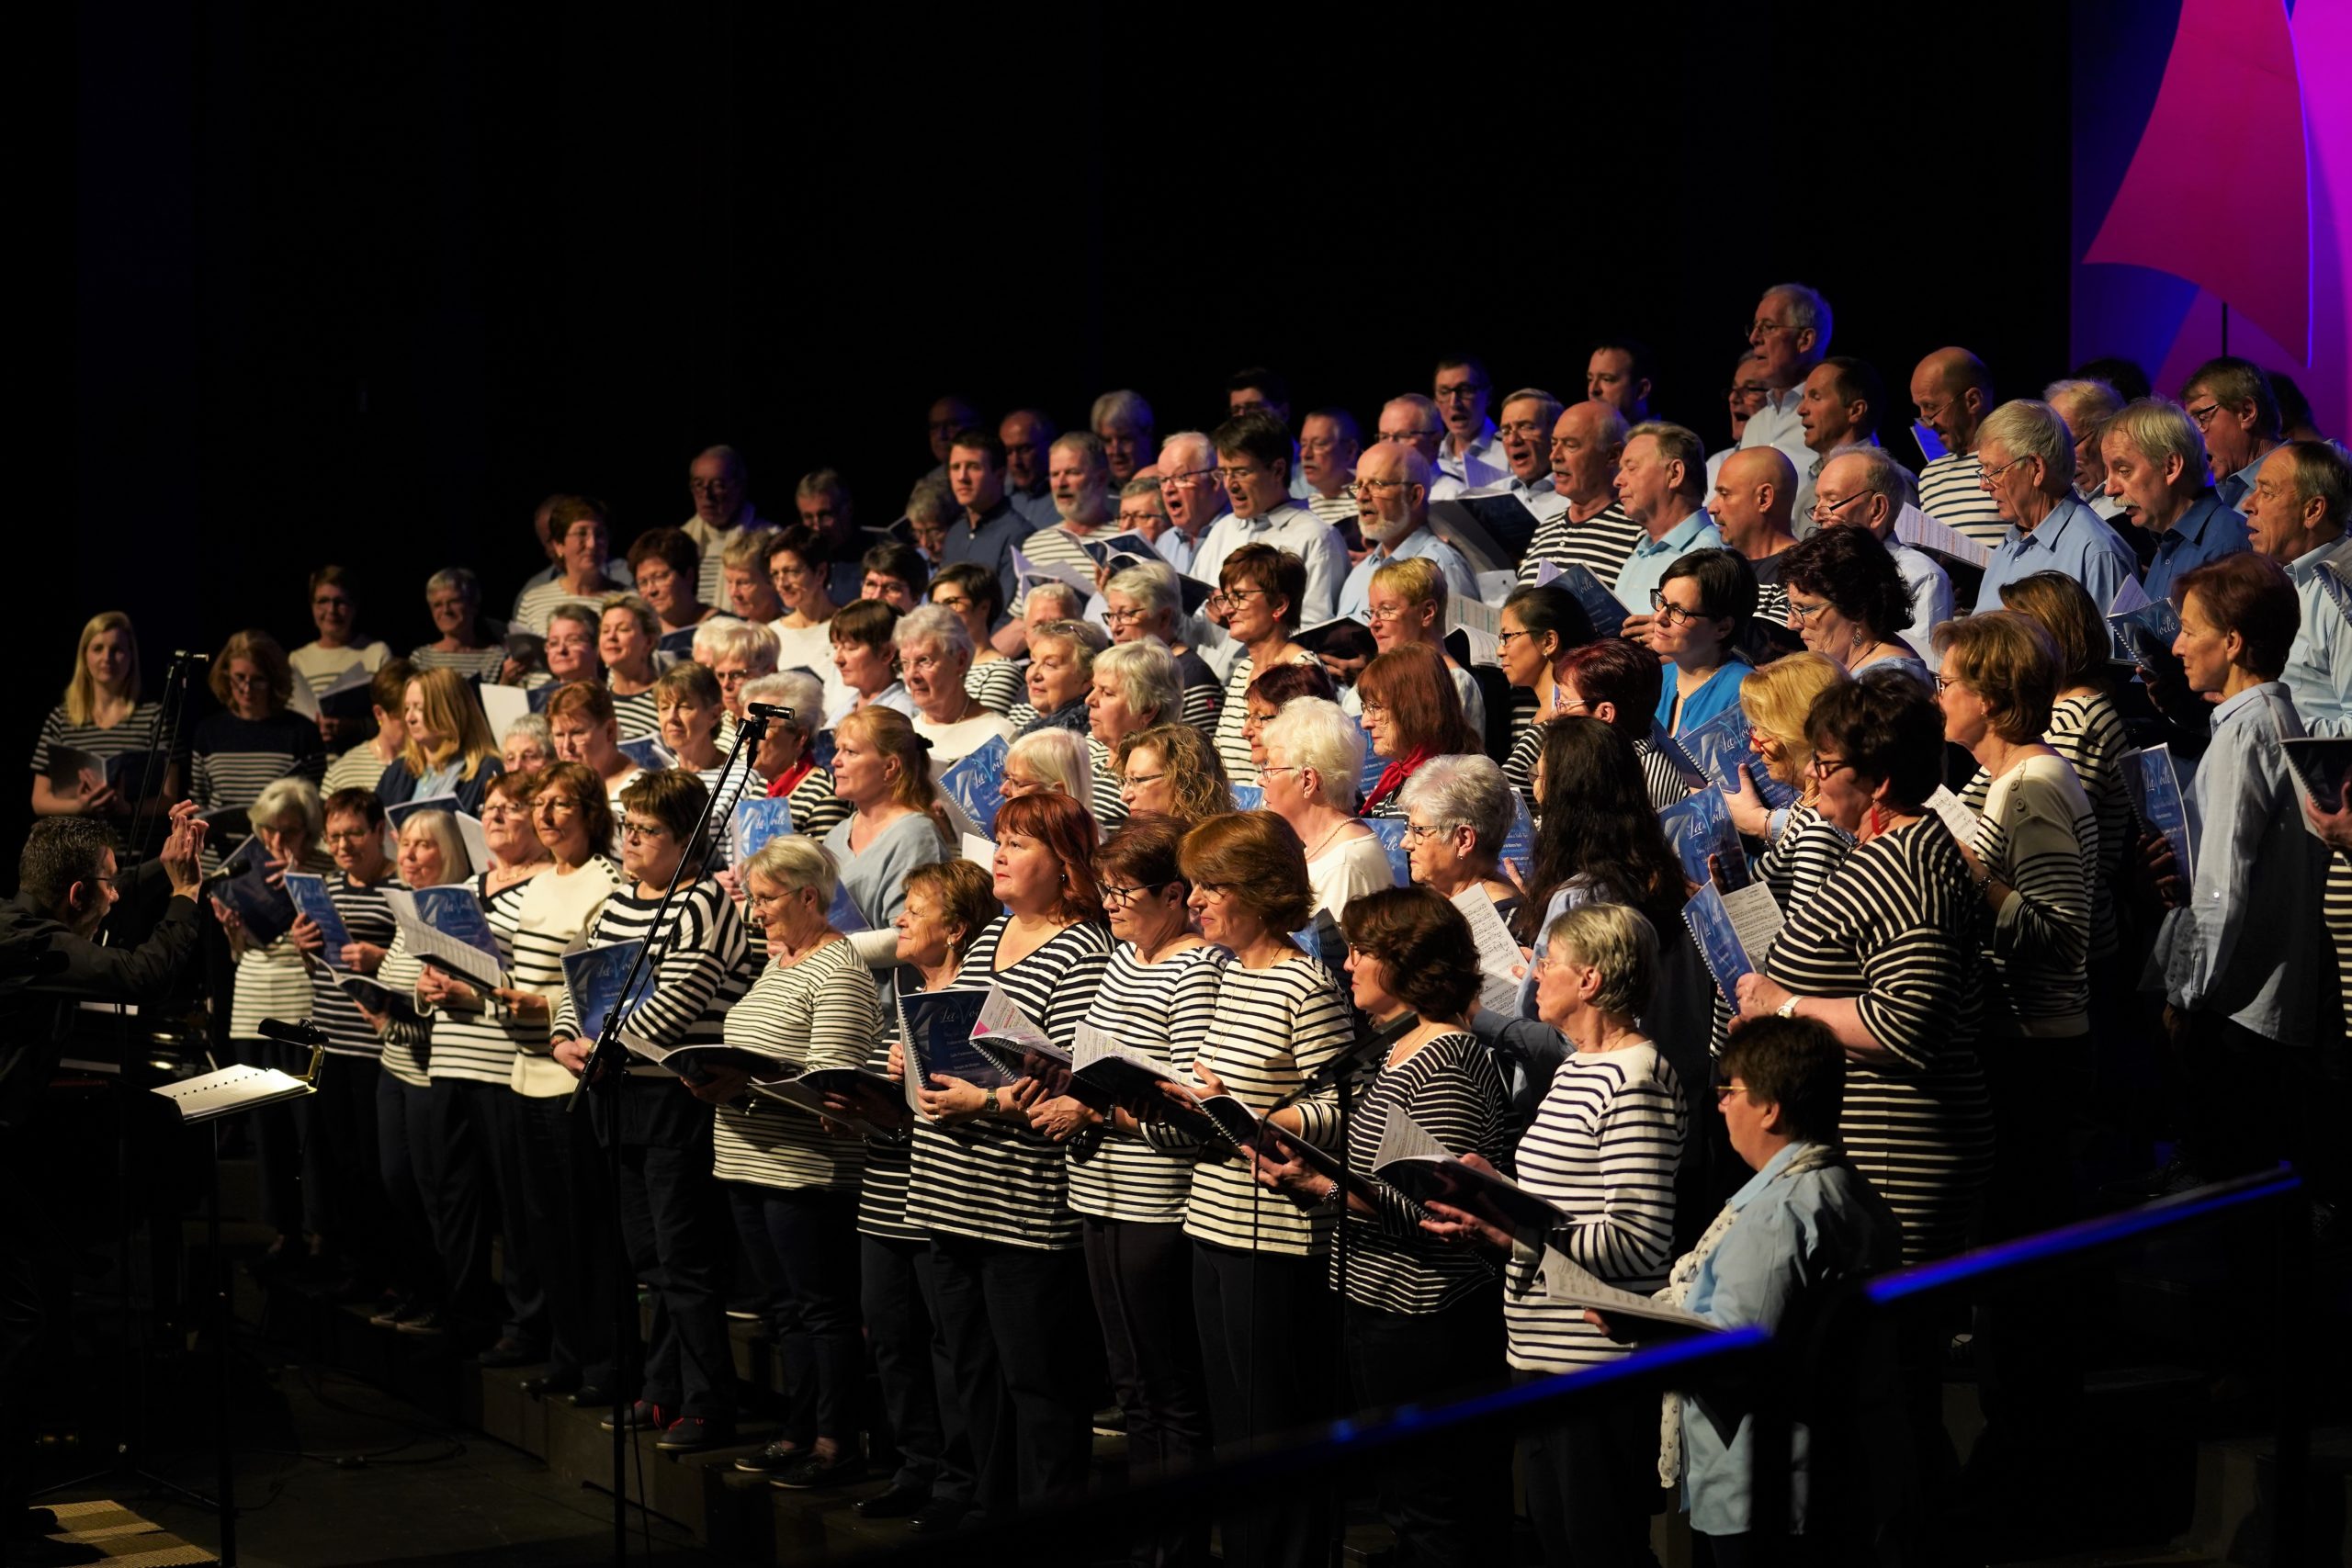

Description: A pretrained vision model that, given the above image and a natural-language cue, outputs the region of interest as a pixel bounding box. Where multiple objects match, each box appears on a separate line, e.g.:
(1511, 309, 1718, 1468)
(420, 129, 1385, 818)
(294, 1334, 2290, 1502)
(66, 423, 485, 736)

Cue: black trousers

(421, 1077, 500, 1337)
(758, 1186, 863, 1448)
(1517, 1369, 1667, 1568)
(237, 1036, 305, 1240)
(0, 1136, 61, 1518)
(471, 1083, 545, 1346)
(374, 1074, 446, 1304)
(725, 1181, 787, 1329)
(512, 1091, 616, 1386)
(1192, 1240, 1337, 1568)
(930, 1233, 1097, 1521)
(306, 1054, 387, 1281)
(2182, 1011, 2314, 1179)
(1344, 1288, 1510, 1568)
(602, 1077, 729, 1418)
(862, 1232, 975, 1502)
(1081, 1216, 1211, 1568)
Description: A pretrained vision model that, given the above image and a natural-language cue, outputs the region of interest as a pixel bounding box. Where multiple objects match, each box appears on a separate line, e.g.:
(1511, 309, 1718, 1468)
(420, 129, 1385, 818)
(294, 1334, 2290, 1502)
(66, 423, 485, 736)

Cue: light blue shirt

(1438, 421, 1510, 491)
(1972, 492, 2137, 615)
(1335, 525, 1480, 621)
(1679, 1141, 1905, 1537)
(2142, 491, 2250, 604)
(1193, 502, 1351, 626)
(2281, 537, 2352, 738)
(1152, 522, 1214, 579)
(1612, 510, 1724, 614)
(2216, 451, 2270, 511)
(2155, 682, 2330, 1042)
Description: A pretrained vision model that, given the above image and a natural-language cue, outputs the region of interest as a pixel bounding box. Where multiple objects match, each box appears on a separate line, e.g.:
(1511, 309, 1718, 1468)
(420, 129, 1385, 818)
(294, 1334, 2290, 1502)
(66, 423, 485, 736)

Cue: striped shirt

(308, 872, 400, 1058)
(1067, 942, 1230, 1224)
(1177, 650, 1223, 733)
(1758, 803, 1852, 911)
(550, 879, 754, 1077)
(1965, 755, 2097, 1039)
(192, 712, 326, 814)
(1010, 525, 1108, 616)
(1504, 716, 1545, 808)
(375, 935, 434, 1087)
(1505, 1043, 1685, 1373)
(609, 685, 661, 741)
(1175, 954, 1353, 1258)
(1340, 1030, 1511, 1314)
(1963, 692, 2131, 961)
(30, 702, 169, 776)
(1210, 649, 1321, 787)
(1917, 452, 2006, 551)
(906, 919, 1114, 1250)
(966, 659, 1028, 717)
(288, 640, 389, 697)
(1086, 738, 1130, 828)
(507, 856, 629, 1096)
(711, 938, 885, 1193)
(1516, 502, 1645, 589)
(322, 743, 396, 796)
(512, 580, 621, 637)
(227, 848, 335, 1043)
(408, 644, 507, 681)
(859, 972, 931, 1244)
(1635, 737, 1696, 814)
(1763, 818, 1992, 1264)
(423, 876, 541, 1084)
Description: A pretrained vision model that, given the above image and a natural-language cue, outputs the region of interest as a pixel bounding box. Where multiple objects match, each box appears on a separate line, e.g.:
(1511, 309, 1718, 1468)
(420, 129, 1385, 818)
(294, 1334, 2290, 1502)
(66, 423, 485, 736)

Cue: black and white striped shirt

(712, 938, 885, 1193)
(1086, 738, 1131, 829)
(423, 876, 541, 1085)
(1962, 692, 2131, 961)
(550, 878, 752, 1077)
(1758, 802, 1852, 911)
(1177, 650, 1222, 733)
(192, 712, 326, 814)
(1505, 1043, 1685, 1373)
(610, 685, 661, 741)
(1917, 452, 2006, 551)
(1635, 737, 1696, 814)
(408, 644, 506, 681)
(1517, 503, 1645, 589)
(1963, 755, 2097, 1039)
(307, 871, 399, 1059)
(1339, 1030, 1512, 1315)
(1504, 716, 1546, 808)
(907, 918, 1114, 1250)
(1762, 818, 1992, 1264)
(30, 702, 169, 776)
(374, 935, 433, 1089)
(1175, 954, 1353, 1258)
(506, 857, 628, 1095)
(227, 848, 334, 1043)
(966, 659, 1028, 717)
(859, 972, 930, 1244)
(1068, 942, 1229, 1224)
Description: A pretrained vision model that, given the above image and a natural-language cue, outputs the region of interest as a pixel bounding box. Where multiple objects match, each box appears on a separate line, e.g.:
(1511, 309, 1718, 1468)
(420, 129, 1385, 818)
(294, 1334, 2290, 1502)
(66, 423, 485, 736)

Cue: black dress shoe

(773, 1451, 865, 1490)
(521, 1371, 582, 1397)
(853, 1482, 930, 1519)
(567, 1385, 616, 1409)
(906, 1496, 973, 1534)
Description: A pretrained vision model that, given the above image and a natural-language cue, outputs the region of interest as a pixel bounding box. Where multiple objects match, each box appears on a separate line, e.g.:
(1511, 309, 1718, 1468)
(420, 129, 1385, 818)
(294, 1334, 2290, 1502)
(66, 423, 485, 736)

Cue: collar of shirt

(1446, 419, 1499, 461)
(2209, 679, 2286, 734)
(1634, 508, 1713, 557)
(1507, 473, 1557, 496)
(2155, 491, 2225, 554)
(961, 497, 1018, 534)
(2287, 537, 2339, 585)
(1373, 525, 1447, 565)
(1230, 501, 1315, 533)
(1762, 386, 1804, 417)
(1727, 1137, 1821, 1212)
(2006, 492, 2090, 552)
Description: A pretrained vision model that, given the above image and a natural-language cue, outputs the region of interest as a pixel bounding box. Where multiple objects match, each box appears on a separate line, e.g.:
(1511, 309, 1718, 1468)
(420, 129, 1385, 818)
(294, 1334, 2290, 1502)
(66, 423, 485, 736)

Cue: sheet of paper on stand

(1443, 593, 1503, 666)
(281, 873, 353, 965)
(1373, 1107, 1563, 1248)
(1894, 502, 1992, 569)
(1540, 1247, 1716, 1329)
(154, 1063, 319, 1122)
(1924, 785, 1984, 850)
(1451, 884, 1532, 1019)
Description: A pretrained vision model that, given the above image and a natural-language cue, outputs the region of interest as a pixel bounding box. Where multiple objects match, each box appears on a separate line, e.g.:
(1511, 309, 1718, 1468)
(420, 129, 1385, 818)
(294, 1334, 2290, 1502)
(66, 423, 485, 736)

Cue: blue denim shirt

(1973, 492, 2138, 615)
(1613, 511, 1724, 614)
(2142, 491, 2249, 604)
(2283, 537, 2352, 738)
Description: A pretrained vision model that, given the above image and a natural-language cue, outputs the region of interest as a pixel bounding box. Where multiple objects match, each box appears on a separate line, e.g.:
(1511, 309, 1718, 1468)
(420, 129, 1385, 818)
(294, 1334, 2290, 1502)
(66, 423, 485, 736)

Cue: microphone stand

(567, 705, 771, 1565)
(131, 649, 207, 863)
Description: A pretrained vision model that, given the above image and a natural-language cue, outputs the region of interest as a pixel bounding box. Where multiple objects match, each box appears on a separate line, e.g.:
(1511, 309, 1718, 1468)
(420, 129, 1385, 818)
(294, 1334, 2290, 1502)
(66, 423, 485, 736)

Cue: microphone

(256, 1018, 329, 1047)
(743, 703, 796, 723)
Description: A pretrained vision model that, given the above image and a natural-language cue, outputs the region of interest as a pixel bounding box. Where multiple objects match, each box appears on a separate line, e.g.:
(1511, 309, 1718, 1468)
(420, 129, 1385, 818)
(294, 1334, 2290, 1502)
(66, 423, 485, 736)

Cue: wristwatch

(982, 1088, 1001, 1115)
(1774, 995, 1800, 1019)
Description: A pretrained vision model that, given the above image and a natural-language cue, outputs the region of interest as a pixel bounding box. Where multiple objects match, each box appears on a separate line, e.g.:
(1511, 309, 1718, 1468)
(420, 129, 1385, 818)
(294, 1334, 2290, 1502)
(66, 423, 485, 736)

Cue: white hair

(741, 670, 823, 735)
(252, 775, 324, 841)
(1008, 727, 1091, 800)
(1092, 639, 1182, 724)
(1091, 389, 1156, 434)
(1260, 696, 1364, 810)
(693, 617, 779, 671)
(893, 604, 974, 663)
(743, 834, 838, 903)
(1023, 581, 1085, 620)
(1105, 560, 1179, 618)
(1765, 282, 1834, 351)
(1978, 400, 2076, 488)
(1397, 753, 1511, 858)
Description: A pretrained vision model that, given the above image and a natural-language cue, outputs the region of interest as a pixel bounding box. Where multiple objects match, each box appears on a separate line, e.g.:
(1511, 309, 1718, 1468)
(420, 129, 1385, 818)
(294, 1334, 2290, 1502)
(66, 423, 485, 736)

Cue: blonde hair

(1543, 902, 1657, 1017)
(399, 808, 473, 884)
(1737, 652, 1849, 784)
(400, 666, 501, 783)
(836, 705, 939, 815)
(744, 835, 839, 905)
(209, 629, 294, 712)
(1370, 555, 1448, 613)
(64, 612, 141, 727)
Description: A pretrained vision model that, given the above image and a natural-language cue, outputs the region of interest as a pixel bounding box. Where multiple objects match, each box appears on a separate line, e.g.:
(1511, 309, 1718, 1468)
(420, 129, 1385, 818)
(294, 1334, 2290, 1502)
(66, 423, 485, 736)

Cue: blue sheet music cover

(282, 873, 352, 966)
(1289, 908, 1347, 972)
(412, 885, 503, 963)
(1554, 563, 1627, 639)
(617, 736, 675, 771)
(1657, 786, 1749, 889)
(828, 880, 866, 933)
(1682, 885, 1754, 1002)
(1363, 818, 1414, 886)
(939, 734, 1009, 838)
(808, 726, 838, 773)
(1229, 784, 1264, 811)
(1676, 705, 1802, 812)
(899, 988, 1017, 1089)
(1500, 792, 1535, 881)
(564, 940, 652, 1041)
(731, 797, 795, 867)
(2107, 600, 2183, 667)
(214, 844, 297, 945)
(2132, 745, 2196, 882)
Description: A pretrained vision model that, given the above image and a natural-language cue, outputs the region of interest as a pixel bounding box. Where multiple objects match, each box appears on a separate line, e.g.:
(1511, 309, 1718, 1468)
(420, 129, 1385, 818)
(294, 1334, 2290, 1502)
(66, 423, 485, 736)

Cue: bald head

(1909, 347, 1995, 455)
(1712, 446, 1798, 554)
(1548, 400, 1627, 506)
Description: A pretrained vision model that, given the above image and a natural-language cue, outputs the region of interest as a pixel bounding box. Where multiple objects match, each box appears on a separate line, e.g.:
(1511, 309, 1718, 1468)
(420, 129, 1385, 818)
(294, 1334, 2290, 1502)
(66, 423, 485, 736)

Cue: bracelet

(1318, 1179, 1341, 1211)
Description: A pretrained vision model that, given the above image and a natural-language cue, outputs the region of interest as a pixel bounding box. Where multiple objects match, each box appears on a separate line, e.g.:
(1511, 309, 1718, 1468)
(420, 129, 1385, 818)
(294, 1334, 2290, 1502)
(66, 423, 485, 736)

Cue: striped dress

(1176, 954, 1354, 1258)
(1338, 1030, 1512, 1314)
(422, 876, 541, 1085)
(905, 919, 1114, 1250)
(308, 871, 400, 1059)
(1067, 942, 1229, 1224)
(408, 644, 507, 681)
(1086, 738, 1131, 829)
(1968, 756, 2097, 1039)
(192, 711, 326, 814)
(1515, 502, 1645, 588)
(1505, 1043, 1685, 1373)
(711, 938, 884, 1192)
(505, 857, 628, 1097)
(1762, 818, 1993, 1264)
(549, 879, 754, 1077)
(966, 659, 1028, 716)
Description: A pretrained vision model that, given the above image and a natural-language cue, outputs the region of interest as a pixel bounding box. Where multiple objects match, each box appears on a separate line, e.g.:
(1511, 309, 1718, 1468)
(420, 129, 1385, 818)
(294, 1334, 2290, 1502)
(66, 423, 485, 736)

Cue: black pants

(1192, 1241, 1336, 1568)
(1345, 1289, 1510, 1568)
(862, 1232, 974, 1502)
(238, 1036, 305, 1241)
(2182, 1011, 2314, 1179)
(464, 1082, 544, 1346)
(1517, 1370, 1667, 1568)
(603, 1077, 729, 1419)
(1081, 1216, 1211, 1568)
(422, 1077, 500, 1337)
(0, 1136, 61, 1519)
(375, 1074, 446, 1305)
(511, 1091, 616, 1385)
(307, 1054, 387, 1282)
(930, 1233, 1096, 1521)
(725, 1182, 786, 1328)
(758, 1186, 863, 1448)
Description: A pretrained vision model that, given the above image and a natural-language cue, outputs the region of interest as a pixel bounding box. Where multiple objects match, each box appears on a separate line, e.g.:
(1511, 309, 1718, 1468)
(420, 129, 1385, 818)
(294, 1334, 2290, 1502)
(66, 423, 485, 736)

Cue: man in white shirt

(1150, 431, 1229, 578)
(1376, 395, 1465, 502)
(1739, 283, 1831, 474)
(1091, 389, 1158, 489)
(1000, 409, 1061, 531)
(1611, 423, 1724, 637)
(1909, 347, 2007, 549)
(1810, 446, 1952, 660)
(1433, 357, 1510, 491)
(1192, 413, 1350, 626)
(1520, 402, 1645, 588)
(1586, 339, 1656, 423)
(1464, 388, 1569, 524)
(1298, 408, 1363, 533)
(1708, 352, 1773, 489)
(1792, 356, 1885, 531)
(1336, 443, 1477, 620)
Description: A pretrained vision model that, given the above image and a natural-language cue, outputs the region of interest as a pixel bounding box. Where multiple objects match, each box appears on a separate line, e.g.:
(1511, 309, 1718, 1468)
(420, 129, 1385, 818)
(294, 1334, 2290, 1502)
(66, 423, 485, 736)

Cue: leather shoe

(853, 1482, 929, 1519)
(906, 1496, 973, 1534)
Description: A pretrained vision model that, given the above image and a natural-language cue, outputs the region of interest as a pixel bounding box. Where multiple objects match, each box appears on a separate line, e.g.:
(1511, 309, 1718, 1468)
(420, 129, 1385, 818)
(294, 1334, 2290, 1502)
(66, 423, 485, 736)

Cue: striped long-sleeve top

(1176, 953, 1353, 1258)
(1515, 502, 1645, 588)
(30, 701, 171, 777)
(858, 970, 930, 1244)
(906, 918, 1114, 1250)
(1960, 691, 2131, 961)
(191, 711, 326, 814)
(1067, 942, 1229, 1224)
(1338, 1030, 1512, 1315)
(712, 937, 884, 1193)
(550, 878, 754, 1078)
(1762, 818, 1991, 1264)
(422, 875, 542, 1084)
(505, 857, 628, 1097)
(307, 871, 400, 1059)
(966, 659, 1028, 717)
(373, 935, 434, 1089)
(1505, 1042, 1685, 1373)
(1086, 738, 1132, 829)
(1967, 754, 2097, 1039)
(226, 848, 335, 1043)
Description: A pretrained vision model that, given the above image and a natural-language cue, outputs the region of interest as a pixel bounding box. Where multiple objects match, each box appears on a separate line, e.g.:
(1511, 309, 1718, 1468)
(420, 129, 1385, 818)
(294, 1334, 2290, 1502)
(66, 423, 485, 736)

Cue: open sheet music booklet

(381, 886, 505, 990)
(1540, 1248, 1716, 1330)
(1372, 1108, 1562, 1249)
(155, 1062, 318, 1122)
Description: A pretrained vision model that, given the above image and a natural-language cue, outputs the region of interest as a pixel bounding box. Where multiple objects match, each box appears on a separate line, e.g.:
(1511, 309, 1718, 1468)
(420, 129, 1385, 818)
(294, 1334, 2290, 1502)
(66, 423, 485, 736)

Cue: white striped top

(512, 580, 620, 637)
(30, 702, 167, 775)
(423, 876, 541, 1084)
(610, 685, 661, 741)
(226, 849, 334, 1043)
(507, 857, 628, 1096)
(711, 938, 884, 1193)
(1964, 755, 2097, 1039)
(192, 712, 326, 814)
(858, 971, 928, 1244)
(1174, 954, 1353, 1258)
(307, 872, 400, 1058)
(1917, 452, 2006, 551)
(966, 659, 1028, 716)
(550, 879, 754, 1076)
(1962, 692, 2130, 961)
(1758, 802, 1852, 910)
(906, 919, 1114, 1250)
(1516, 502, 1645, 588)
(375, 936, 433, 1089)
(1505, 1043, 1685, 1373)
(407, 644, 506, 680)
(322, 743, 395, 796)
(1087, 738, 1130, 829)
(1067, 942, 1229, 1224)
(1338, 1030, 1512, 1315)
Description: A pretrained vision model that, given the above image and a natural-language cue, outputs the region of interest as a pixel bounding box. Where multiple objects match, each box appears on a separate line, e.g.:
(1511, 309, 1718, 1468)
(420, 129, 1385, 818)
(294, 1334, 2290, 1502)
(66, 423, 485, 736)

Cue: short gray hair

(1397, 753, 1512, 858)
(1628, 421, 1708, 499)
(905, 477, 958, 527)
(1260, 696, 1364, 810)
(1023, 581, 1086, 620)
(1049, 430, 1109, 474)
(502, 713, 553, 755)
(1091, 388, 1156, 434)
(1977, 400, 2076, 488)
(693, 617, 779, 671)
(548, 600, 604, 638)
(425, 567, 480, 604)
(1499, 387, 1565, 432)
(251, 775, 324, 842)
(1093, 639, 1181, 723)
(741, 669, 823, 735)
(744, 834, 838, 905)
(1119, 476, 1168, 507)
(1008, 727, 1091, 799)
(1831, 444, 1918, 510)
(1765, 282, 1833, 351)
(1030, 618, 1109, 671)
(721, 525, 782, 573)
(2102, 397, 2207, 486)
(1105, 559, 1179, 618)
(893, 604, 974, 664)
(604, 594, 660, 640)
(1542, 902, 1657, 1016)
(1157, 429, 1213, 470)
(2042, 378, 2124, 443)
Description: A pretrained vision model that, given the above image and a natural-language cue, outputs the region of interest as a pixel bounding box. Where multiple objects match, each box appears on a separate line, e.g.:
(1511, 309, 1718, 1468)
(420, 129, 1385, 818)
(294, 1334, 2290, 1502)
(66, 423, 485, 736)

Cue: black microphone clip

(255, 1017, 329, 1048)
(743, 703, 796, 723)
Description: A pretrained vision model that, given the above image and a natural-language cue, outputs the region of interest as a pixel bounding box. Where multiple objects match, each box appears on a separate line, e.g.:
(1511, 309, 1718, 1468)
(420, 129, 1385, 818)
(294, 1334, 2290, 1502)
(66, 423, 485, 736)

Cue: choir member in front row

(1161, 811, 1353, 1568)
(908, 791, 1113, 1523)
(552, 771, 756, 1451)
(694, 837, 884, 1490)
(1422, 903, 1684, 1568)
(1255, 886, 1514, 1568)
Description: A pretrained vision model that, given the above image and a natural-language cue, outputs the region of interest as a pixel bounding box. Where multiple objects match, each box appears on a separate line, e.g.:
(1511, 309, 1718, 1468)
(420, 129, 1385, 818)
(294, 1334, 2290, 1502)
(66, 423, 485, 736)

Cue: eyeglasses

(1260, 763, 1304, 778)
(1360, 700, 1387, 718)
(1380, 429, 1439, 443)
(1647, 588, 1706, 627)
(1100, 879, 1176, 909)
(1204, 587, 1266, 610)
(1808, 755, 1856, 781)
(1433, 384, 1485, 403)
(1351, 476, 1412, 495)
(1933, 671, 1964, 693)
(1497, 628, 1532, 649)
(1747, 318, 1792, 339)
(228, 672, 266, 689)
(1365, 603, 1412, 623)
(1784, 597, 1832, 624)
(1496, 420, 1547, 440)
(1118, 770, 1166, 790)
(1214, 466, 1261, 486)
(1714, 1081, 1751, 1102)
(621, 821, 669, 842)
(323, 829, 374, 845)
(1159, 466, 1217, 490)
(1979, 452, 2035, 483)
(932, 593, 972, 613)
(905, 653, 948, 673)
(1811, 490, 1869, 520)
(1402, 822, 1453, 841)
(1104, 606, 1152, 626)
(2185, 401, 2222, 428)
(771, 563, 813, 582)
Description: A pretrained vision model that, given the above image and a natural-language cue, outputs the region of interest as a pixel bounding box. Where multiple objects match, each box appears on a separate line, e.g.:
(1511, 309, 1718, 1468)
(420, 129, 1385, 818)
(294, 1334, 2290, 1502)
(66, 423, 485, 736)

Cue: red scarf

(1360, 745, 1428, 817)
(766, 757, 816, 798)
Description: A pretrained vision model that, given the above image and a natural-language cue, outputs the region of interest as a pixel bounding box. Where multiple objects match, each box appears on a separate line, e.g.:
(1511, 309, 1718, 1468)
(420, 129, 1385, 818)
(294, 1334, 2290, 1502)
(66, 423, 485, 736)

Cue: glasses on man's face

(1381, 429, 1438, 444)
(1496, 420, 1547, 440)
(1434, 384, 1484, 404)
(1214, 466, 1261, 487)
(1747, 318, 1792, 340)
(1159, 467, 1217, 491)
(2186, 401, 2222, 428)
(1647, 589, 1704, 628)
(1351, 476, 1410, 496)
(1812, 490, 1868, 521)
(1979, 452, 2034, 484)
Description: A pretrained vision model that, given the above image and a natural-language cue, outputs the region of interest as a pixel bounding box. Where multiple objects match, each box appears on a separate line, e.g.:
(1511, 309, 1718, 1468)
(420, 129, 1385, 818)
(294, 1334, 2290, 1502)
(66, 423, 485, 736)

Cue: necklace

(1303, 816, 1351, 861)
(1847, 637, 1882, 669)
